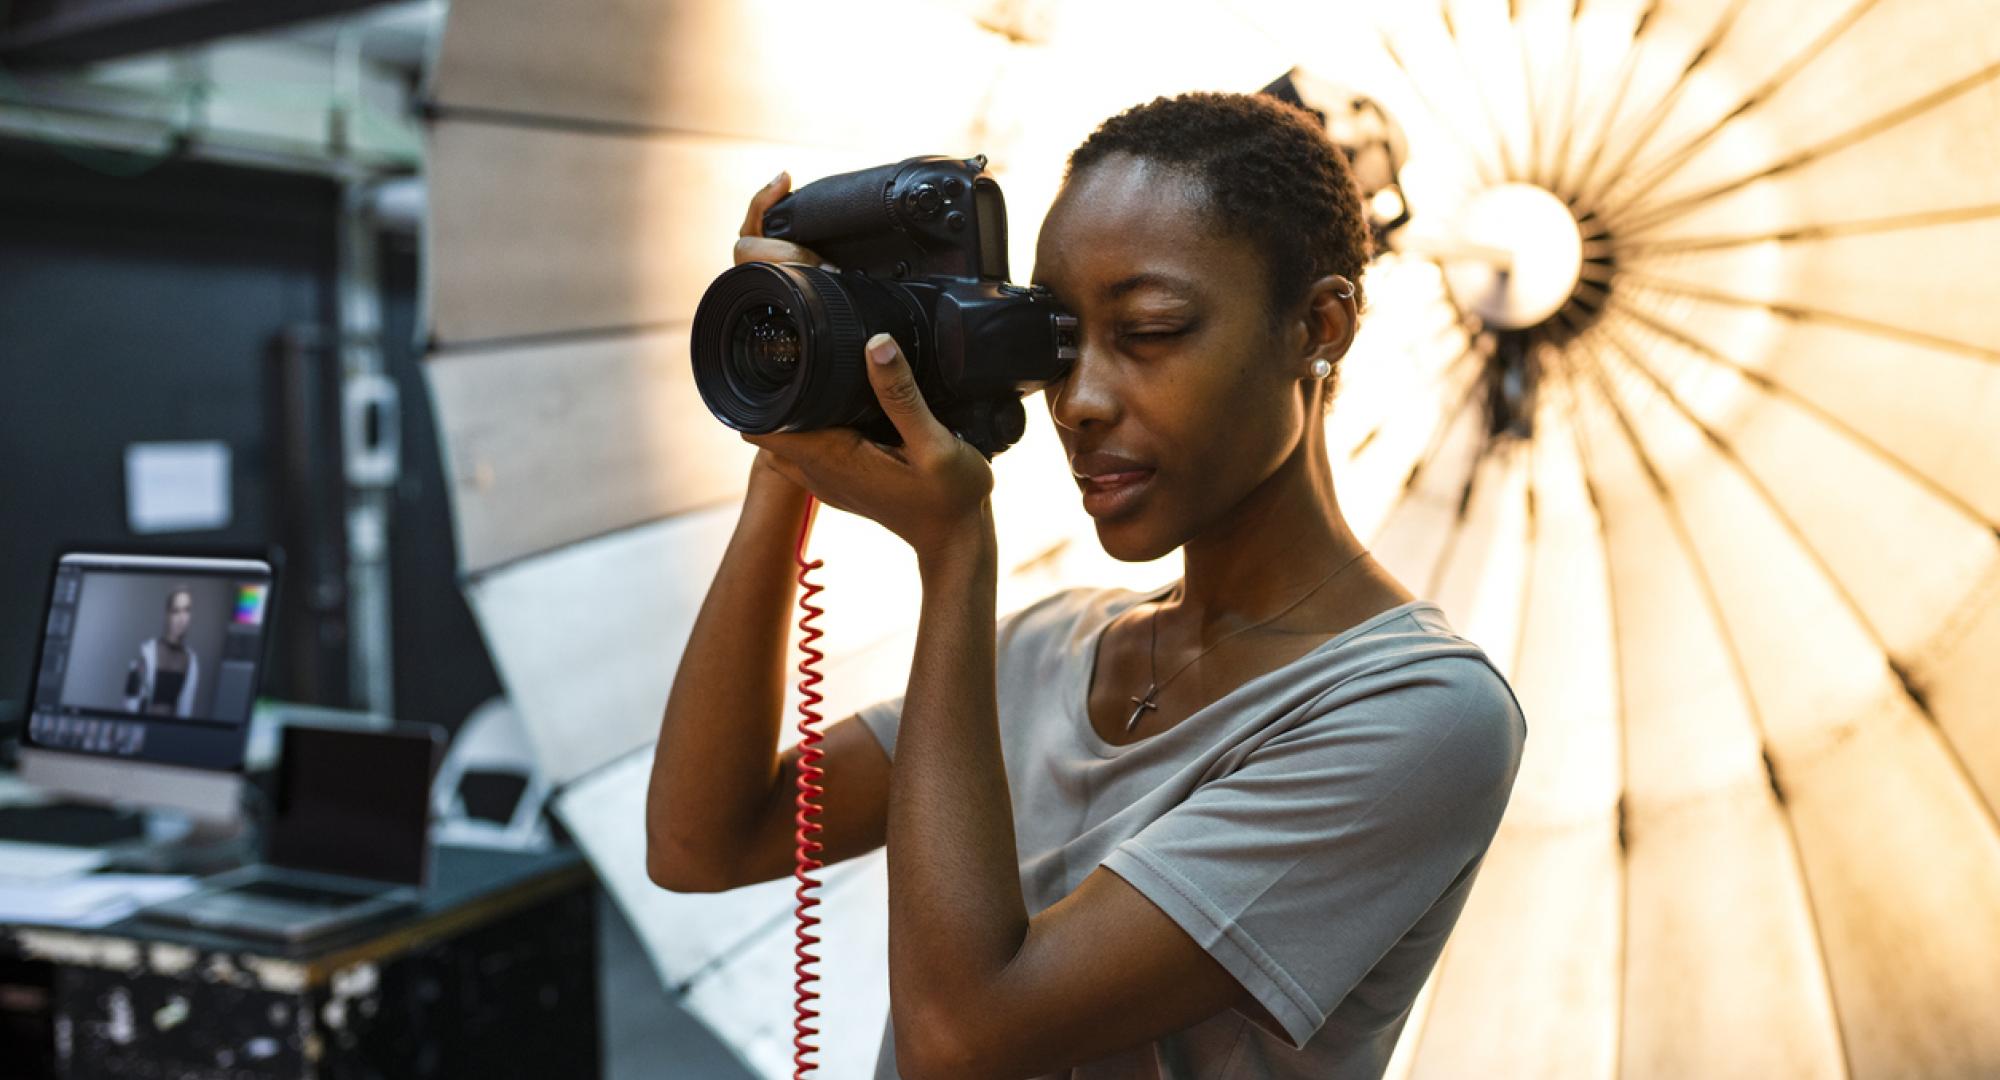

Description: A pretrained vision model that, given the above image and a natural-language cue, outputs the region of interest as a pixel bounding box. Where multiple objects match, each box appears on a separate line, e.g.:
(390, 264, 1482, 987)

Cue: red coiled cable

(790, 493, 827, 1078)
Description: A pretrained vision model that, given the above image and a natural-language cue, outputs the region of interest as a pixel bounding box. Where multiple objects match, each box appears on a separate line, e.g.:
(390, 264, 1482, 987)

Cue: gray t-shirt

(857, 585, 1527, 1080)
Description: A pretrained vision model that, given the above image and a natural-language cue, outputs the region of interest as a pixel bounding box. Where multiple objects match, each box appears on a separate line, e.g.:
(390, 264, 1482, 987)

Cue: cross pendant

(1125, 687, 1159, 733)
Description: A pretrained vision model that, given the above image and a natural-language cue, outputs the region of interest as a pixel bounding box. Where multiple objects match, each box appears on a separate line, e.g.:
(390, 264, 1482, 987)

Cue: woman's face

(165, 591, 192, 642)
(1031, 154, 1318, 562)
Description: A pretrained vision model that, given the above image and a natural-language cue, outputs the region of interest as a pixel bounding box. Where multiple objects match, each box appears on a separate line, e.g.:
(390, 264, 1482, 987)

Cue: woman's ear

(1296, 274, 1359, 369)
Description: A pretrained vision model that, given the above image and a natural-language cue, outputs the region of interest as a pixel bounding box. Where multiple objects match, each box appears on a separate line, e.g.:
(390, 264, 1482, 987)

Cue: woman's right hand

(734, 171, 828, 268)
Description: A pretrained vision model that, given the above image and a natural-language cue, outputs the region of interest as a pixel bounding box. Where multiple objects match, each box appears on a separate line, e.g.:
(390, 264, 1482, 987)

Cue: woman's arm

(123, 646, 147, 712)
(178, 654, 197, 718)
(644, 459, 807, 890)
(884, 512, 1026, 1048)
(647, 171, 895, 893)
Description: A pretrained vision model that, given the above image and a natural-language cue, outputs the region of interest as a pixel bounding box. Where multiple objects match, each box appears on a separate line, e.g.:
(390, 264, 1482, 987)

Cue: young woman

(649, 92, 1526, 1080)
(124, 585, 199, 718)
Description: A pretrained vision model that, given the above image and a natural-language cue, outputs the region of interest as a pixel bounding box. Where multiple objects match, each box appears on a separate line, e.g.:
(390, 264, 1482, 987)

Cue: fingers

(733, 235, 823, 268)
(740, 171, 790, 239)
(741, 431, 865, 515)
(862, 334, 954, 460)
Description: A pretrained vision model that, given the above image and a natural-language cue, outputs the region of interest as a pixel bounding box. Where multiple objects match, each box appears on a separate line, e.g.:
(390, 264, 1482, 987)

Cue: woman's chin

(1092, 518, 1178, 564)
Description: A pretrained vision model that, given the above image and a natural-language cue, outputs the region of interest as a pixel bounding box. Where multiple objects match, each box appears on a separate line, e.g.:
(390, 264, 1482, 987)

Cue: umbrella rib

(1593, 318, 2000, 846)
(1544, 341, 1632, 1077)
(1576, 333, 1861, 1080)
(1396, 343, 1493, 515)
(1611, 269, 2000, 364)
(1561, 0, 1660, 199)
(1572, 0, 1754, 214)
(1601, 0, 1886, 213)
(1602, 291, 1997, 529)
(1606, 58, 2000, 235)
(1439, 1, 1523, 180)
(1416, 374, 1496, 600)
(1611, 202, 2000, 257)
(1375, 24, 1505, 188)
(1510, 365, 1542, 689)
(1538, 0, 1587, 188)
(1510, 0, 1545, 188)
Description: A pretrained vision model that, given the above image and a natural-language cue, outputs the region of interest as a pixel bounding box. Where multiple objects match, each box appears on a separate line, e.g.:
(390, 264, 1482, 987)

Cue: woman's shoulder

(997, 582, 1160, 646)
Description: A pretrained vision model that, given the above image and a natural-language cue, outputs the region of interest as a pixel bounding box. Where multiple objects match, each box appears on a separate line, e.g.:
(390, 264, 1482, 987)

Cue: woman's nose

(1046, 343, 1120, 434)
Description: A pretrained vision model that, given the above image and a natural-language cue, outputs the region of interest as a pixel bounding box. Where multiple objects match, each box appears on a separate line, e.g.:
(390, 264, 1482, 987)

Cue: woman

(649, 92, 1526, 1080)
(124, 585, 199, 718)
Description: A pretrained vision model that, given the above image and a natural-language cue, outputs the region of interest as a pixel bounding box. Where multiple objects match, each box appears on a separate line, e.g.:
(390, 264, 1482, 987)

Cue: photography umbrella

(420, 1, 2000, 1075)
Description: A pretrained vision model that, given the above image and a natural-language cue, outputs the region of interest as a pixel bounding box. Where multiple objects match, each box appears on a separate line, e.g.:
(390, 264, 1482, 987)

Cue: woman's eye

(1123, 327, 1186, 342)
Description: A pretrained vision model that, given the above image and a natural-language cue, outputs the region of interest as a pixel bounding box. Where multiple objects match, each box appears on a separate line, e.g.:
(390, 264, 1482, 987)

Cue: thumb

(864, 333, 953, 456)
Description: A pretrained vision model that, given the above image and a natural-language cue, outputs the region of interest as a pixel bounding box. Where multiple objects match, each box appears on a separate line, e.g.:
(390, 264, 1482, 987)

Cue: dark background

(0, 137, 502, 739)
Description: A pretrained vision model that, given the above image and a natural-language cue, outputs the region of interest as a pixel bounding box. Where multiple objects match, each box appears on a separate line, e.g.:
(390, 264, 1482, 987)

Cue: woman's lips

(1077, 469, 1155, 518)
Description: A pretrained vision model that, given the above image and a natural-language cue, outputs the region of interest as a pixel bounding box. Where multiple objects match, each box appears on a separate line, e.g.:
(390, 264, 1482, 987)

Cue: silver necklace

(1125, 549, 1372, 733)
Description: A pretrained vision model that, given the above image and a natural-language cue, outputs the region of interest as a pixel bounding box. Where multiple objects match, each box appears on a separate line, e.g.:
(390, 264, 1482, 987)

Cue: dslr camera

(690, 155, 1078, 458)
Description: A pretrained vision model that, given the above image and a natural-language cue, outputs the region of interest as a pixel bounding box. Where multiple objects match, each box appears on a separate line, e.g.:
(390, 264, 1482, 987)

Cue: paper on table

(0, 841, 112, 883)
(0, 874, 198, 929)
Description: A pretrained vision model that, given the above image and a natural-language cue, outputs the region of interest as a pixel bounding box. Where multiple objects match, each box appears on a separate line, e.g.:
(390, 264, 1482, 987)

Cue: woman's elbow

(894, 1004, 999, 1080)
(644, 829, 735, 893)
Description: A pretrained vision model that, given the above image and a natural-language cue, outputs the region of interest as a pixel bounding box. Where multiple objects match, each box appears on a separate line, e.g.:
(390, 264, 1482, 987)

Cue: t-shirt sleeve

(850, 586, 1097, 760)
(855, 692, 906, 758)
(1099, 655, 1526, 1049)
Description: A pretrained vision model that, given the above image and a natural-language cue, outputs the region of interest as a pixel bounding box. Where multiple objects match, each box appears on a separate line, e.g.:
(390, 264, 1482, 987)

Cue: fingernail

(769, 170, 789, 189)
(867, 334, 897, 366)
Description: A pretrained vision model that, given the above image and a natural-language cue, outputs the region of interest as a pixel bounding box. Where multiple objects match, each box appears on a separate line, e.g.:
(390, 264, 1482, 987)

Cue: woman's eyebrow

(1104, 272, 1197, 300)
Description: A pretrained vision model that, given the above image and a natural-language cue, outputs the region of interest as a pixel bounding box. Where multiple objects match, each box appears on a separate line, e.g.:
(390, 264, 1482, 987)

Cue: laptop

(142, 722, 444, 943)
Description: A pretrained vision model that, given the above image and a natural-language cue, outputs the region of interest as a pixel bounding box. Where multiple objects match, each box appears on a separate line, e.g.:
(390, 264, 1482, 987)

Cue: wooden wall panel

(427, 122, 862, 345)
(466, 506, 738, 786)
(432, 0, 1006, 149)
(425, 328, 753, 575)
(553, 750, 895, 1076)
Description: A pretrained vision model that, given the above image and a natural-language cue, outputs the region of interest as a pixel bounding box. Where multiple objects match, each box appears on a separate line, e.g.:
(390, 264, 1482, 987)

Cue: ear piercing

(1310, 278, 1356, 380)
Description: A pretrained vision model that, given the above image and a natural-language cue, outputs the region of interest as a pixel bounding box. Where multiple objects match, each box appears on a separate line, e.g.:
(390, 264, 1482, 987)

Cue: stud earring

(1310, 358, 1333, 380)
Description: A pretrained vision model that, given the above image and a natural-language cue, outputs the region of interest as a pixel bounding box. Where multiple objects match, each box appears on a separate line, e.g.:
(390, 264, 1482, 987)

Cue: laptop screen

(25, 553, 274, 772)
(268, 724, 441, 886)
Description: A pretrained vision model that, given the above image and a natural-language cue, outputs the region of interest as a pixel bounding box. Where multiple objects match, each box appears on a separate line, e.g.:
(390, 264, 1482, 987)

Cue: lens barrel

(691, 262, 884, 435)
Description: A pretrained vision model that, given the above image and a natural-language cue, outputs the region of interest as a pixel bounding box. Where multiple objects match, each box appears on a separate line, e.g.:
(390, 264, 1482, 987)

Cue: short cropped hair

(1065, 91, 1373, 321)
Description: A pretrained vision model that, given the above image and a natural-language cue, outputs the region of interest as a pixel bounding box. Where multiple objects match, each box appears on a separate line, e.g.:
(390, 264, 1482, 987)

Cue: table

(1, 845, 599, 1079)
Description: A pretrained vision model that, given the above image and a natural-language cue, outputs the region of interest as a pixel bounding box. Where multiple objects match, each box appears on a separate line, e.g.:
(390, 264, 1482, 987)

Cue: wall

(0, 137, 500, 736)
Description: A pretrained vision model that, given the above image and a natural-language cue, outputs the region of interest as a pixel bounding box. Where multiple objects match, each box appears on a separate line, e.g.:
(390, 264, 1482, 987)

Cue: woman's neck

(1172, 431, 1368, 636)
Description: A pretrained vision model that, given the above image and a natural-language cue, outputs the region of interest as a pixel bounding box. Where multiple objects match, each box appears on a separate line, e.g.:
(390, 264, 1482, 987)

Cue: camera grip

(763, 160, 906, 245)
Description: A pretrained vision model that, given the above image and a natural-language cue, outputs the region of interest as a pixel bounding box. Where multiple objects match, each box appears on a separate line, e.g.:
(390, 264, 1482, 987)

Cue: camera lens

(691, 261, 889, 436)
(728, 304, 801, 396)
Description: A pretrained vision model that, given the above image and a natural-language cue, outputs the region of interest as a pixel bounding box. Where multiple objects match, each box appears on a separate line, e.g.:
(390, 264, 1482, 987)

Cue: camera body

(690, 155, 1077, 458)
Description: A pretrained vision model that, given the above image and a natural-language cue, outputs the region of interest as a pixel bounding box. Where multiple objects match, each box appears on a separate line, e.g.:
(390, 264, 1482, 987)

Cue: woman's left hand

(743, 333, 995, 565)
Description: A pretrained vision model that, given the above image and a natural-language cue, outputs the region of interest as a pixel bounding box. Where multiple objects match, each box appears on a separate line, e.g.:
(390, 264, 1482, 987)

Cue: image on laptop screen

(24, 553, 275, 772)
